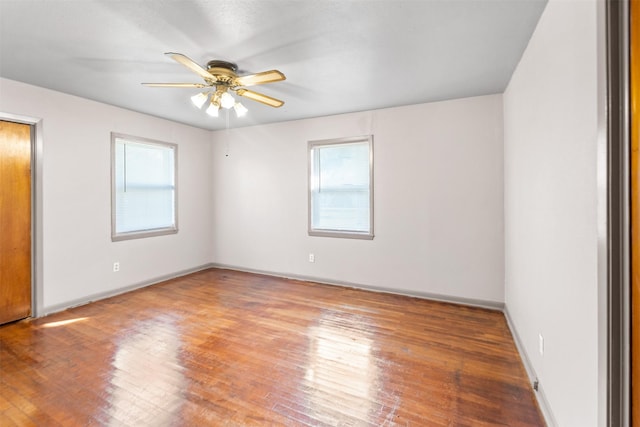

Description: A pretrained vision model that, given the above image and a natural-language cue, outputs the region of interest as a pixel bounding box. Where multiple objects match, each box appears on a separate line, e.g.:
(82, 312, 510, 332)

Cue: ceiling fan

(142, 52, 286, 117)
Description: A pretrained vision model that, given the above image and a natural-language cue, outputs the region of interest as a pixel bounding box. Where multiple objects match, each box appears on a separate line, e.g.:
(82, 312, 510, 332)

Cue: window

(111, 133, 177, 241)
(308, 135, 374, 239)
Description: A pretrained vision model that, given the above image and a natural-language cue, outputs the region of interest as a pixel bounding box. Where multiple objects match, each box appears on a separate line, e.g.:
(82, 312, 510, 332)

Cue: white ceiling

(0, 0, 546, 131)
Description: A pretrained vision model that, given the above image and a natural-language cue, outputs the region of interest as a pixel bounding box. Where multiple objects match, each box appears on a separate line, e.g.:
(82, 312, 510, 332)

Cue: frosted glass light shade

(205, 103, 219, 117)
(190, 92, 209, 109)
(234, 102, 248, 117)
(220, 92, 235, 109)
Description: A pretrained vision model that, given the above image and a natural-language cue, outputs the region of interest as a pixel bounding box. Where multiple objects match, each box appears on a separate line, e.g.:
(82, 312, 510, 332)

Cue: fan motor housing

(206, 60, 238, 85)
(206, 60, 237, 71)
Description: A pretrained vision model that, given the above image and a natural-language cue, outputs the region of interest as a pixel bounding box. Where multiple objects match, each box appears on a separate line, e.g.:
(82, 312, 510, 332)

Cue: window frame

(110, 132, 178, 242)
(308, 135, 374, 240)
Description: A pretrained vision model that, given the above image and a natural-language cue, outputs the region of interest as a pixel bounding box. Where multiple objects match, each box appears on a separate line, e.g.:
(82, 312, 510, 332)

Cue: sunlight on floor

(40, 317, 89, 328)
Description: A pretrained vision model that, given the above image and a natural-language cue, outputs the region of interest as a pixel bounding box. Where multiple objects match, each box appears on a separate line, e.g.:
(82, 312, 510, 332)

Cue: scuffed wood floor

(0, 268, 544, 426)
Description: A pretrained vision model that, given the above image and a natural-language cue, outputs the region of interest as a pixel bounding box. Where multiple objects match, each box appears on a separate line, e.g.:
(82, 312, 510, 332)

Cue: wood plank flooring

(0, 268, 544, 426)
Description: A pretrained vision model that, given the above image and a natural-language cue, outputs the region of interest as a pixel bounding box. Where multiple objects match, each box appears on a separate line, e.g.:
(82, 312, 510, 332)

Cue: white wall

(0, 78, 504, 311)
(503, 0, 599, 425)
(211, 94, 505, 305)
(0, 78, 213, 313)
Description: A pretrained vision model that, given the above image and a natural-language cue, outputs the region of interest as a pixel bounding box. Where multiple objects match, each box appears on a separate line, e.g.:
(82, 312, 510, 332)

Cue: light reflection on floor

(39, 317, 89, 328)
(304, 312, 381, 424)
(107, 317, 186, 426)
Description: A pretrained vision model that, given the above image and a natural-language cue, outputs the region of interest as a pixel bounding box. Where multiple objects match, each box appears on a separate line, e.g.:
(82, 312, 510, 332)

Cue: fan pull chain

(225, 109, 230, 157)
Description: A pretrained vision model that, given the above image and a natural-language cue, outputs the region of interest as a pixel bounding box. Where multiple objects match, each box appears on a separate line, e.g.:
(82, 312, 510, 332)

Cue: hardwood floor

(0, 268, 544, 426)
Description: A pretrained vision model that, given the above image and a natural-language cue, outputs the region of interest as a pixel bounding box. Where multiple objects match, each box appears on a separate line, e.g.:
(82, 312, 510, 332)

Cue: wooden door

(631, 0, 640, 424)
(0, 120, 32, 325)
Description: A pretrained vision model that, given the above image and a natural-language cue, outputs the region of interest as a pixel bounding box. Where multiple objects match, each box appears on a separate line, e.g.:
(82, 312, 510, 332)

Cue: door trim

(604, 1, 632, 425)
(0, 112, 43, 318)
(630, 0, 640, 423)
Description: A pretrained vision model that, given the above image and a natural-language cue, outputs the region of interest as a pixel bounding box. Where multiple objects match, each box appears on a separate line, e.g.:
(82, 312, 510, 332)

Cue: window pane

(318, 143, 369, 189)
(309, 137, 373, 239)
(112, 134, 177, 240)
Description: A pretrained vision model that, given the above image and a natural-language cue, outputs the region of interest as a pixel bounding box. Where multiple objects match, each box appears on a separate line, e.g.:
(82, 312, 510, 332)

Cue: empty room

(0, 0, 637, 426)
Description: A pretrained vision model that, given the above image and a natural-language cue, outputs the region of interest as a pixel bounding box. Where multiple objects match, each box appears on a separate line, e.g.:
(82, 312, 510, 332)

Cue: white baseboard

(210, 263, 505, 311)
(503, 307, 557, 427)
(40, 263, 212, 316)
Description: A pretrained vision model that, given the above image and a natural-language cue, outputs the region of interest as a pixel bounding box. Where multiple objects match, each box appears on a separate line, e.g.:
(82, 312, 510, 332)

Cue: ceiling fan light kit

(143, 52, 286, 119)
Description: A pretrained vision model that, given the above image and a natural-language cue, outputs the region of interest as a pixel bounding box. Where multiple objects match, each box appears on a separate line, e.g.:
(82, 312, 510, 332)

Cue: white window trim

(308, 135, 374, 240)
(111, 132, 178, 242)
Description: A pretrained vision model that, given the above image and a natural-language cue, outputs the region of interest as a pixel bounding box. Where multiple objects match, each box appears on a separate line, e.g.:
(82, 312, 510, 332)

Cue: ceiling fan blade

(235, 89, 284, 108)
(234, 70, 286, 87)
(142, 83, 207, 88)
(165, 52, 216, 82)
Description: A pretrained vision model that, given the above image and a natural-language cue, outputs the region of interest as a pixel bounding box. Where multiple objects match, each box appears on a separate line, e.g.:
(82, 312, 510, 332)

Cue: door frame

(605, 0, 632, 425)
(0, 112, 44, 318)
(630, 0, 640, 424)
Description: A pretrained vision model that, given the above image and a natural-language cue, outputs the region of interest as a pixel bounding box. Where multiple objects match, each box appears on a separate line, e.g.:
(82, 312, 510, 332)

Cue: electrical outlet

(308, 253, 315, 263)
(113, 262, 120, 272)
(538, 333, 544, 356)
